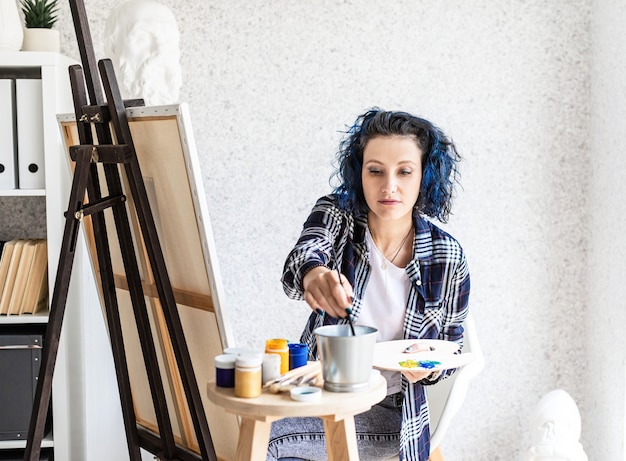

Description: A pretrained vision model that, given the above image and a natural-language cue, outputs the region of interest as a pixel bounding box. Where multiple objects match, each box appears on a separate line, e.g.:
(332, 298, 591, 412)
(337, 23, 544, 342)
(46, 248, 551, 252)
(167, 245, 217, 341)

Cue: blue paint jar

(214, 354, 236, 388)
(288, 343, 308, 370)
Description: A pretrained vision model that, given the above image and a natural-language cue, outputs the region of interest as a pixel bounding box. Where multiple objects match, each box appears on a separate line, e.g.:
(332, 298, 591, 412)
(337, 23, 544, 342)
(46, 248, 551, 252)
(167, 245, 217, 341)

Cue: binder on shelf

(0, 240, 25, 315)
(0, 79, 17, 190)
(19, 240, 48, 315)
(15, 79, 45, 190)
(0, 240, 18, 302)
(7, 240, 37, 315)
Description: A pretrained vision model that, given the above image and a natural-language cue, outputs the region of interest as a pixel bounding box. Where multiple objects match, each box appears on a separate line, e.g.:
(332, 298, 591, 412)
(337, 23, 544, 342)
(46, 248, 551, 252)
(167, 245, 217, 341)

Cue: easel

(23, 1, 217, 460)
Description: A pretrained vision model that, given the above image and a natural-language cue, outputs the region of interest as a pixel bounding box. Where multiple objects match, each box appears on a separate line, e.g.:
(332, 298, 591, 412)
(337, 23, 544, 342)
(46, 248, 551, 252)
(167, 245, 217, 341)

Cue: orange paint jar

(265, 338, 289, 374)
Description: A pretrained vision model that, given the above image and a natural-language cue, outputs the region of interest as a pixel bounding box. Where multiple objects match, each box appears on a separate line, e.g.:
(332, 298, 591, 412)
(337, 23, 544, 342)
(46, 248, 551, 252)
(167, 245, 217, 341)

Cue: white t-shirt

(357, 230, 410, 394)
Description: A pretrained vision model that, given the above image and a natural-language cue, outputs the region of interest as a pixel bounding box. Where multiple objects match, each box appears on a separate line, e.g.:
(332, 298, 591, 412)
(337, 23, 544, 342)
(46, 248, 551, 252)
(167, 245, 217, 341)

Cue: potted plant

(20, 0, 60, 52)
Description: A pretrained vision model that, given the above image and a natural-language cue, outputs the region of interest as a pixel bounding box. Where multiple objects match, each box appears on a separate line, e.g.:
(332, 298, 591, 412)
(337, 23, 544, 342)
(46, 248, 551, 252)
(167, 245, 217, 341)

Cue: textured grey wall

(0, 197, 46, 240)
(45, 0, 617, 459)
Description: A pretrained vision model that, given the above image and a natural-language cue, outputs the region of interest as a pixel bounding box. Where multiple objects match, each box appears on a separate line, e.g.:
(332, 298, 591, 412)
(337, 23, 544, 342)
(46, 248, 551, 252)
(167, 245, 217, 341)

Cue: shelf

(0, 51, 73, 460)
(0, 51, 73, 68)
(0, 51, 112, 460)
(0, 312, 49, 324)
(0, 433, 53, 449)
(0, 189, 45, 197)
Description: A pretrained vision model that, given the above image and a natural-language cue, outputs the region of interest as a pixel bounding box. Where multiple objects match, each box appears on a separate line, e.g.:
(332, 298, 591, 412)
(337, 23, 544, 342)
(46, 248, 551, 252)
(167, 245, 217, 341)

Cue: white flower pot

(0, 0, 24, 51)
(21, 27, 60, 52)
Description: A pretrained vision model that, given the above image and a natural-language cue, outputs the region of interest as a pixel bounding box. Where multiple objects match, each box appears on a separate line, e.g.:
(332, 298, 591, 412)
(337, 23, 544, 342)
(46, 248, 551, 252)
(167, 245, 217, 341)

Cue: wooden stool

(207, 374, 387, 461)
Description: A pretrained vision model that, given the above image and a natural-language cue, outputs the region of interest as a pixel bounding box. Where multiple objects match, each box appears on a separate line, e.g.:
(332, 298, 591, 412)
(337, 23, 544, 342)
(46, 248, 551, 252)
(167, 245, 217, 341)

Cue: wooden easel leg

(23, 144, 94, 461)
(429, 446, 445, 461)
(99, 58, 217, 460)
(68, 64, 144, 461)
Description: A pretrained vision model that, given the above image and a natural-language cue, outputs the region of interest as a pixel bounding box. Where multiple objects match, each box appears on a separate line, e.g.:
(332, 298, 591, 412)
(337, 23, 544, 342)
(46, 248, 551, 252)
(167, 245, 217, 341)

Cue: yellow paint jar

(234, 355, 262, 398)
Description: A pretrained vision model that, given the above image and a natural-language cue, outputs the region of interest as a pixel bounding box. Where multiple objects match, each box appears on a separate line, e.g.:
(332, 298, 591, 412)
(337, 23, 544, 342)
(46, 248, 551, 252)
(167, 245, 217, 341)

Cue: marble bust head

(104, 0, 182, 106)
(525, 389, 588, 461)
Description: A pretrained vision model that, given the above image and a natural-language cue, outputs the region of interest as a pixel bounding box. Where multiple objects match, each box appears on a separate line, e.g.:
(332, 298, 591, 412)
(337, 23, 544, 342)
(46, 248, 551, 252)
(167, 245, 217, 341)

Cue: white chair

(386, 311, 485, 461)
(426, 311, 484, 458)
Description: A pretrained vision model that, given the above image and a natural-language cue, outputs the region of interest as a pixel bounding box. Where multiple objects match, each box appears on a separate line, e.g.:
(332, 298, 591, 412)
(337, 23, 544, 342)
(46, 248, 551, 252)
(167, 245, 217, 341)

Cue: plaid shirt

(282, 194, 471, 461)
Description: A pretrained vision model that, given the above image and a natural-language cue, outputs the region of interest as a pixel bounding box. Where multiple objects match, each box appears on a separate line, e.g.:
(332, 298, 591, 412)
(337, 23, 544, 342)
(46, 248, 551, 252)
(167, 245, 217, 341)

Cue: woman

(268, 108, 470, 461)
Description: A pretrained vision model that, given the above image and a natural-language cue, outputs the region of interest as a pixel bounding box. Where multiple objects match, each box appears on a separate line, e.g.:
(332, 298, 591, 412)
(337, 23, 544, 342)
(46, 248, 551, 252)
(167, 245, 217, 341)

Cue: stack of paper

(0, 239, 48, 315)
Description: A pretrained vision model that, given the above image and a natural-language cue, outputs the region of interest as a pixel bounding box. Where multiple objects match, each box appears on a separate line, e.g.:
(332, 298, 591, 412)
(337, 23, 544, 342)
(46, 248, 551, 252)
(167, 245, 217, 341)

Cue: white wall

(51, 0, 617, 459)
(588, 1, 626, 460)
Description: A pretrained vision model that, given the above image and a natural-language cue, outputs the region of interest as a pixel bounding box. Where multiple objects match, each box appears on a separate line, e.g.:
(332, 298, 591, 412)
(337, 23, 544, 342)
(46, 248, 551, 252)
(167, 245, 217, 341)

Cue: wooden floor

(429, 447, 444, 461)
(388, 446, 444, 461)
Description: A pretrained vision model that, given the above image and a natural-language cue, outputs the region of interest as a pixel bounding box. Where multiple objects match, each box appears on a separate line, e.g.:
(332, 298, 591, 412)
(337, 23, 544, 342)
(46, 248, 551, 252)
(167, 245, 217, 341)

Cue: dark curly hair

(331, 108, 461, 223)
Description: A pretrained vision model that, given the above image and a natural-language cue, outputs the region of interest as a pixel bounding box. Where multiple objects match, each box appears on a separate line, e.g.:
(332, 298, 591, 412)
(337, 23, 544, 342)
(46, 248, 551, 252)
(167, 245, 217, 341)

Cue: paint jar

(262, 353, 282, 385)
(234, 354, 262, 398)
(224, 346, 261, 357)
(288, 343, 308, 370)
(214, 354, 236, 388)
(265, 338, 289, 374)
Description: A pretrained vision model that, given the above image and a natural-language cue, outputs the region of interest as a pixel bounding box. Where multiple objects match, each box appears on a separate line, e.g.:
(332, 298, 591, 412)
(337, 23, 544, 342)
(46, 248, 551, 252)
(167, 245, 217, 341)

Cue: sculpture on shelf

(524, 389, 588, 461)
(103, 0, 182, 106)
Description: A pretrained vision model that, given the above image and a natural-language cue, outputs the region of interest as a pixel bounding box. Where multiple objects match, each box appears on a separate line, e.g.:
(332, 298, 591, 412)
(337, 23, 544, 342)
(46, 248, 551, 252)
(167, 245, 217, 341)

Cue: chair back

(426, 311, 485, 450)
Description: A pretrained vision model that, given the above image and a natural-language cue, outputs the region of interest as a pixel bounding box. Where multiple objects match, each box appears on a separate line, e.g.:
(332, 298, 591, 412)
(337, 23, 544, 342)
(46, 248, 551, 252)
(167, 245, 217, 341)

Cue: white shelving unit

(0, 52, 128, 461)
(0, 189, 45, 196)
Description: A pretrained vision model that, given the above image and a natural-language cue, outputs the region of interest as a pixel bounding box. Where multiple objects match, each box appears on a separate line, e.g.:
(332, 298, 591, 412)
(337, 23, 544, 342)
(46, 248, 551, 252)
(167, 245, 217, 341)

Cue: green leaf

(20, 0, 59, 29)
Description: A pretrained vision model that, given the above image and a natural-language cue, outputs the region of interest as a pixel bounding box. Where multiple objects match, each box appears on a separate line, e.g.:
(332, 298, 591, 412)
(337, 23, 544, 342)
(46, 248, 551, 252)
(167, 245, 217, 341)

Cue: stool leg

(236, 417, 272, 461)
(429, 446, 444, 461)
(322, 416, 359, 461)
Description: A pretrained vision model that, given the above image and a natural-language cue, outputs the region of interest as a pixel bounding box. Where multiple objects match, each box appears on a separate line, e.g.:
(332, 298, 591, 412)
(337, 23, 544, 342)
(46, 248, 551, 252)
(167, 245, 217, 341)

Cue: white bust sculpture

(524, 389, 588, 461)
(104, 0, 182, 106)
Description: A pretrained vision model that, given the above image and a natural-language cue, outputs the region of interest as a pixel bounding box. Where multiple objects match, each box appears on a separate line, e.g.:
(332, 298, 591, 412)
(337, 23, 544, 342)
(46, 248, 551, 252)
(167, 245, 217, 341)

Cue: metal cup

(314, 324, 378, 392)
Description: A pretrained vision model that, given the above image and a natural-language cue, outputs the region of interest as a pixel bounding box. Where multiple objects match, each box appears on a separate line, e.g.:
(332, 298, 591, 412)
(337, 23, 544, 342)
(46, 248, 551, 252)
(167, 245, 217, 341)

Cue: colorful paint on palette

(398, 359, 442, 369)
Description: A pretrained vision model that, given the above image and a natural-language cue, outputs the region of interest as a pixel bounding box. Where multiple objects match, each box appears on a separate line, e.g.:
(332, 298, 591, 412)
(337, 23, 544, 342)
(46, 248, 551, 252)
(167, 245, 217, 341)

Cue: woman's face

(361, 135, 423, 223)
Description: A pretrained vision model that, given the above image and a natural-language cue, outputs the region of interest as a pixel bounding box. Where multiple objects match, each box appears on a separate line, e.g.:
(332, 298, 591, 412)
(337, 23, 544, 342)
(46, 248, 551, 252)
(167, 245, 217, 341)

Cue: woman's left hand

(401, 369, 433, 383)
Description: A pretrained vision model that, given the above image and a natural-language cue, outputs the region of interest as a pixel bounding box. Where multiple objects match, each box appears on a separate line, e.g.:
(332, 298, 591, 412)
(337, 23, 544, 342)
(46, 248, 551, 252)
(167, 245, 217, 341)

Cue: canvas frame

(57, 104, 238, 460)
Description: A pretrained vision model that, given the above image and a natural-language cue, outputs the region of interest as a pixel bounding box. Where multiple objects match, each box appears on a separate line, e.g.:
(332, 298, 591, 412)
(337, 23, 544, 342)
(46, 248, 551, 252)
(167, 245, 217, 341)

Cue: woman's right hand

(302, 266, 354, 319)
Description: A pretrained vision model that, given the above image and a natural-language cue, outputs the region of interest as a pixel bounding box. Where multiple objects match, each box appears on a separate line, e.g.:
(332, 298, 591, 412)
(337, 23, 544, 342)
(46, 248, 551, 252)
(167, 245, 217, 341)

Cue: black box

(0, 334, 42, 441)
(0, 448, 52, 460)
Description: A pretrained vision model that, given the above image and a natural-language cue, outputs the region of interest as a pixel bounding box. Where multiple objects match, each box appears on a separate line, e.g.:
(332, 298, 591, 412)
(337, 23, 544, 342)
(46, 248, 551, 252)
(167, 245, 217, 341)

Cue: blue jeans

(266, 393, 402, 461)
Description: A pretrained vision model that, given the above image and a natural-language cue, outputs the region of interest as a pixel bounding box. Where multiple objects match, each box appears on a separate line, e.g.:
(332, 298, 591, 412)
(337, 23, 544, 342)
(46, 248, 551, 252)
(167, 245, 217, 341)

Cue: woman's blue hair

(331, 108, 461, 223)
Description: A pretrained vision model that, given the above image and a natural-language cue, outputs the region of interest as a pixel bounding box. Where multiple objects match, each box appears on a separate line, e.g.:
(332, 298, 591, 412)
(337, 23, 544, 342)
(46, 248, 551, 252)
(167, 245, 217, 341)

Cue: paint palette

(372, 339, 475, 372)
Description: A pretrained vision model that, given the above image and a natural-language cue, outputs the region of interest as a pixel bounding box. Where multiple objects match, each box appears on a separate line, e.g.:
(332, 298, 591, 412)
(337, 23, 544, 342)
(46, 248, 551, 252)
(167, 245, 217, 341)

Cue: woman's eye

(399, 169, 412, 176)
(368, 168, 382, 175)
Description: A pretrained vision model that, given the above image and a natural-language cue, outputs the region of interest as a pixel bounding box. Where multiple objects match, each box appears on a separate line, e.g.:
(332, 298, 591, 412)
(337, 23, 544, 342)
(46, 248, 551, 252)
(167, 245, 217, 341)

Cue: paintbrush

(263, 362, 320, 388)
(335, 266, 356, 336)
(264, 362, 323, 393)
